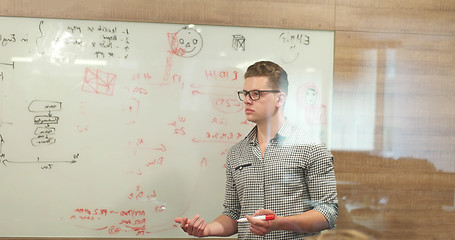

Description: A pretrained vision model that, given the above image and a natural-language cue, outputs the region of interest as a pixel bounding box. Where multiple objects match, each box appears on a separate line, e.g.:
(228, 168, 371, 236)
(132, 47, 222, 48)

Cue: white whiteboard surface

(0, 16, 333, 238)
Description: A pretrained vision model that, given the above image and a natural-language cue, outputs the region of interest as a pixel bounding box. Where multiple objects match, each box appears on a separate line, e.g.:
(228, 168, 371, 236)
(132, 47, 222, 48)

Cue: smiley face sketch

(173, 27, 203, 58)
(304, 87, 318, 105)
(297, 84, 319, 107)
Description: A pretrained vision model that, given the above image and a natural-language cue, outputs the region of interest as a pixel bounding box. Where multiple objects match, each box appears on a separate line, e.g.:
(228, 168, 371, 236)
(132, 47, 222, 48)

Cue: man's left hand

(246, 209, 277, 236)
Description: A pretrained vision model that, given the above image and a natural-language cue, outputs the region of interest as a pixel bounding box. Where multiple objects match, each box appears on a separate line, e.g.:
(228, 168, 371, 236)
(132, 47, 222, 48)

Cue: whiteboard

(0, 16, 333, 238)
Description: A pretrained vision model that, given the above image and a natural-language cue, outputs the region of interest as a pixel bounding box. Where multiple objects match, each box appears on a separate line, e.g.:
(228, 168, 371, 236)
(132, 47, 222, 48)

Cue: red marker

(236, 214, 275, 223)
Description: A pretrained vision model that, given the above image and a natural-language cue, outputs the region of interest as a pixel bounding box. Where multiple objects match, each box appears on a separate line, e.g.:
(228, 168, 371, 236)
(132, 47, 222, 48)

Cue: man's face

(242, 76, 279, 124)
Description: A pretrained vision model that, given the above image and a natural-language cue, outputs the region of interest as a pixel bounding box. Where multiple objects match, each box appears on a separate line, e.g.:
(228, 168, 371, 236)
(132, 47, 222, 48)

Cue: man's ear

(277, 92, 286, 106)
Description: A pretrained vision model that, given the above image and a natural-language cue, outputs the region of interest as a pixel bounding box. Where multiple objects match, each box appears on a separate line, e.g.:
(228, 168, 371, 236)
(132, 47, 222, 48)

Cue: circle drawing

(173, 27, 203, 58)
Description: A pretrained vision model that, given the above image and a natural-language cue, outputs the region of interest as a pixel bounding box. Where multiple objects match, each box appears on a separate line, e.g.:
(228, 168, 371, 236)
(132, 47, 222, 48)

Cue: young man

(175, 61, 338, 239)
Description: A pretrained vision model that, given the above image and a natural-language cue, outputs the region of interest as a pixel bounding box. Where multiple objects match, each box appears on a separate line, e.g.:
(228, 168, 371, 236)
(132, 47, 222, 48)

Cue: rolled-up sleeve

(307, 144, 338, 228)
(221, 149, 241, 221)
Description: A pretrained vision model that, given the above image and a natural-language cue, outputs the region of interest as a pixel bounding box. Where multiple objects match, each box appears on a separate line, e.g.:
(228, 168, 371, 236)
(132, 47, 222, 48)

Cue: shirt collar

(276, 120, 293, 140)
(245, 120, 293, 144)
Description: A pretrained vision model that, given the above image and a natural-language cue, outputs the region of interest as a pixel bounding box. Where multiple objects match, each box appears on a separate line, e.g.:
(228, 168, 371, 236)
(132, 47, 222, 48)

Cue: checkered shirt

(222, 121, 338, 239)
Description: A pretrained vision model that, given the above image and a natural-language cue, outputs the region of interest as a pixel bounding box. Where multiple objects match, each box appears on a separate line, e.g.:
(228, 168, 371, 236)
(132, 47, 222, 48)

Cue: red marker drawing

(236, 214, 275, 223)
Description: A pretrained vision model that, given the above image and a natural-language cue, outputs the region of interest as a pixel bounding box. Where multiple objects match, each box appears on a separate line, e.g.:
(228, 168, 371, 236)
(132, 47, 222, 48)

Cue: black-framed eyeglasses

(237, 90, 281, 101)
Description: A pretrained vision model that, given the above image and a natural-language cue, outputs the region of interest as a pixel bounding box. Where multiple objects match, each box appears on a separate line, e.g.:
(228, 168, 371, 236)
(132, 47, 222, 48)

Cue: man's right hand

(174, 214, 209, 237)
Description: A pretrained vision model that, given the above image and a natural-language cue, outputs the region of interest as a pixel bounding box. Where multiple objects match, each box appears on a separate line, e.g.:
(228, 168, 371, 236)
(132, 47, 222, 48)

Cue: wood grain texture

(333, 151, 455, 240)
(335, 0, 455, 35)
(0, 0, 335, 29)
(333, 30, 455, 239)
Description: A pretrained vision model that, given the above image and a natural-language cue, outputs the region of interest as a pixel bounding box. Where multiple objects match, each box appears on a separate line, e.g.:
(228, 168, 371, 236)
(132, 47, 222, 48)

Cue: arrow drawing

(2, 154, 79, 167)
(0, 134, 4, 155)
(190, 83, 238, 89)
(2, 159, 77, 167)
(137, 144, 167, 152)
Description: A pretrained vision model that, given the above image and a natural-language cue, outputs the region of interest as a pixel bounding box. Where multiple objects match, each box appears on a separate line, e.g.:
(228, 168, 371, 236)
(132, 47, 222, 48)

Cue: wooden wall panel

(0, 0, 335, 30)
(334, 152, 455, 240)
(335, 0, 455, 35)
(333, 30, 455, 239)
(333, 31, 455, 159)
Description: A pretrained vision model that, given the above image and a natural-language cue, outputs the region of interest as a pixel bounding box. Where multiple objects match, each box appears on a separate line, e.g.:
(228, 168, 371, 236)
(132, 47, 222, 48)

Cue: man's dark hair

(244, 61, 288, 95)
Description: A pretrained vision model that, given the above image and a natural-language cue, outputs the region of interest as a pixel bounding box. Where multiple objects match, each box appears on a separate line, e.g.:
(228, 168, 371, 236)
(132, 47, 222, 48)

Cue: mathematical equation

(0, 20, 131, 60)
(68, 185, 170, 236)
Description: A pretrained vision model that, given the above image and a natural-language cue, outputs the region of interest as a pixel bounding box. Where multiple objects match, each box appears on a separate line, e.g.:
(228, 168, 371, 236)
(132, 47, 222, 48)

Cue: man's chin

(245, 117, 256, 123)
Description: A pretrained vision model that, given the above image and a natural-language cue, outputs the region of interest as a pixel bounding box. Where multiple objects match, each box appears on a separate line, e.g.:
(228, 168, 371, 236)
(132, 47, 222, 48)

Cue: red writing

(119, 218, 146, 225)
(81, 68, 116, 96)
(155, 205, 166, 213)
(168, 116, 186, 135)
(211, 117, 227, 125)
(130, 72, 152, 81)
(128, 185, 157, 201)
(205, 70, 238, 82)
(133, 87, 148, 95)
(146, 156, 164, 166)
(205, 131, 242, 140)
(123, 168, 143, 176)
(200, 157, 207, 167)
(74, 208, 108, 216)
(172, 74, 184, 89)
(213, 97, 243, 113)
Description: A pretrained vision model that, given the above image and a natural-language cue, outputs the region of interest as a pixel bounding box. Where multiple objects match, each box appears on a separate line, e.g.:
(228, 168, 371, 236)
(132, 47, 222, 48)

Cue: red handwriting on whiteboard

(213, 97, 243, 113)
(190, 84, 238, 96)
(205, 131, 242, 141)
(211, 117, 228, 125)
(146, 156, 164, 167)
(107, 226, 121, 234)
(191, 131, 243, 144)
(154, 205, 166, 213)
(120, 97, 140, 125)
(220, 148, 229, 156)
(70, 208, 148, 235)
(168, 116, 186, 135)
(130, 72, 152, 81)
(123, 85, 148, 95)
(123, 168, 143, 176)
(132, 87, 148, 95)
(205, 70, 239, 82)
(77, 125, 89, 133)
(130, 72, 179, 88)
(136, 138, 144, 146)
(162, 32, 184, 84)
(128, 139, 167, 152)
(69, 205, 176, 235)
(163, 45, 173, 84)
(81, 67, 117, 96)
(200, 157, 207, 167)
(128, 185, 157, 201)
(220, 149, 229, 168)
(172, 74, 184, 89)
(70, 209, 102, 221)
(120, 219, 146, 225)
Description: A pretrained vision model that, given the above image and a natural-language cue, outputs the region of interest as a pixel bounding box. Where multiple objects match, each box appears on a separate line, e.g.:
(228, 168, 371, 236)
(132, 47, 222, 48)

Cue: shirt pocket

(231, 161, 254, 200)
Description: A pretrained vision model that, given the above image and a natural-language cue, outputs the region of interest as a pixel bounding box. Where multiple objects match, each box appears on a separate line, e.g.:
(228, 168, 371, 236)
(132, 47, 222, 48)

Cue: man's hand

(246, 209, 277, 236)
(174, 215, 209, 237)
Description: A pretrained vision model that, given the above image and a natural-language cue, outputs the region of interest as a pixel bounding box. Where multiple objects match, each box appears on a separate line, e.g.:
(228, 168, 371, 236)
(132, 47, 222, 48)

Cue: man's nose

(243, 94, 253, 104)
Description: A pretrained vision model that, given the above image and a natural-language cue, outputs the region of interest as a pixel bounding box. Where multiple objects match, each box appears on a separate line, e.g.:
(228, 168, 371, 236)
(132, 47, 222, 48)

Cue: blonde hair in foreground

(310, 229, 372, 240)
